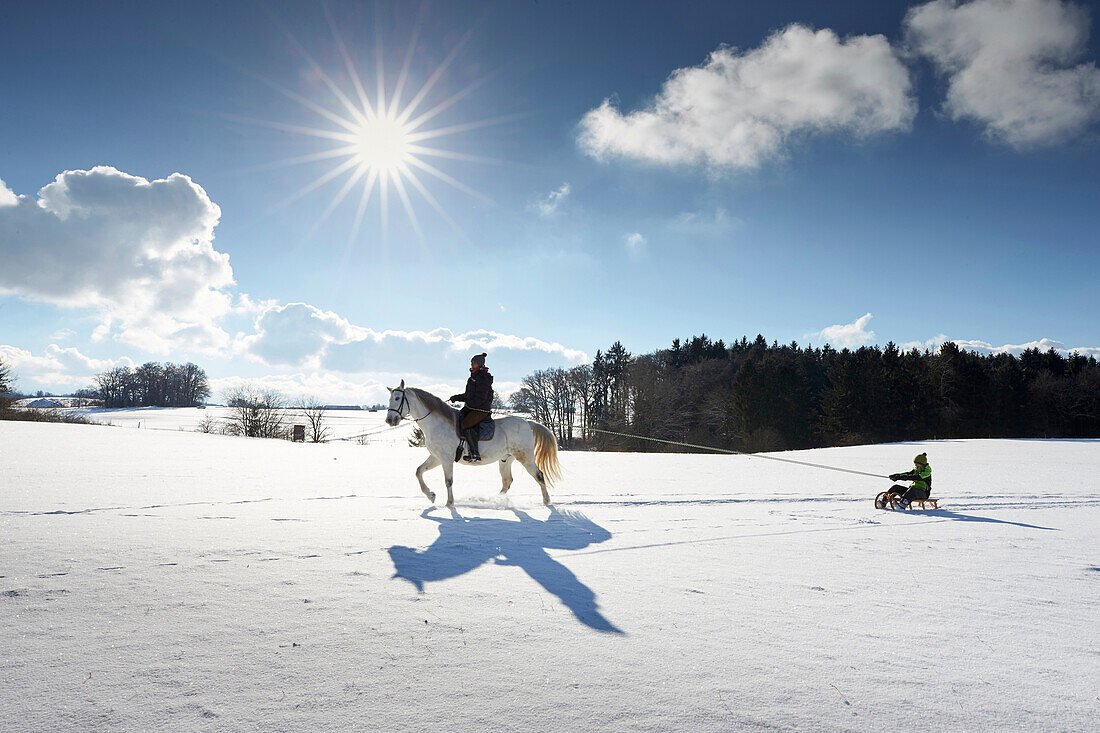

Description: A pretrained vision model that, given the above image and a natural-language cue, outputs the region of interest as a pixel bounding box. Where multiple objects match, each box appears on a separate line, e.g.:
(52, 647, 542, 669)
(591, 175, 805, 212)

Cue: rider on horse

(450, 353, 493, 462)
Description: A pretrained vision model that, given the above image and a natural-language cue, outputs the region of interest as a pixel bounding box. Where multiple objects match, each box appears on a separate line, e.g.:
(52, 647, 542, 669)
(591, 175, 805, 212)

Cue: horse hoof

(427, 493, 436, 503)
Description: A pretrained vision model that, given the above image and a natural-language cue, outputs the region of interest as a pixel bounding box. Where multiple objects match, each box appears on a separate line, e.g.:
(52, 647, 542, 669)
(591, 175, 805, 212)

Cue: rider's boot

(463, 428, 481, 462)
(455, 439, 465, 463)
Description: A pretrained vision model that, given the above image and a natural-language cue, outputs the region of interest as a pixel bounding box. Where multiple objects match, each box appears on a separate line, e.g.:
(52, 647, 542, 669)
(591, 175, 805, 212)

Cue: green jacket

(898, 464, 932, 492)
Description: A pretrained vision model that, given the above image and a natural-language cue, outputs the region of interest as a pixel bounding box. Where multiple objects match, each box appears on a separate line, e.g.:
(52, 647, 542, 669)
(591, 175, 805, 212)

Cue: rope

(330, 422, 411, 443)
(334, 410, 889, 480)
(560, 424, 891, 480)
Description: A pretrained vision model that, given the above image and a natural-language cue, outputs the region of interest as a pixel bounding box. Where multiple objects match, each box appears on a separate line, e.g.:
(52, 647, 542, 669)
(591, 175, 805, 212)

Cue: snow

(2, 420, 1098, 731)
(67, 406, 412, 444)
(23, 398, 63, 408)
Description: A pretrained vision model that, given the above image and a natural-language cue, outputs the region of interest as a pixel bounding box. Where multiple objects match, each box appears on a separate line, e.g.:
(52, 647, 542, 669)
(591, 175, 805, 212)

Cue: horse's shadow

(388, 506, 623, 634)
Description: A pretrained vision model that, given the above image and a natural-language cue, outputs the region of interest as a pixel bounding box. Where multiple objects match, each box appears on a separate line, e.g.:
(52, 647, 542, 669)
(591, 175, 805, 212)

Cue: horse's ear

(387, 386, 393, 394)
(398, 379, 405, 390)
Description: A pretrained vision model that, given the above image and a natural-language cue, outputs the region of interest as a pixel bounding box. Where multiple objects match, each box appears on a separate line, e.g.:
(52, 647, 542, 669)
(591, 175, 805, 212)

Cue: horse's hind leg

(415, 455, 440, 504)
(499, 456, 515, 494)
(517, 454, 552, 505)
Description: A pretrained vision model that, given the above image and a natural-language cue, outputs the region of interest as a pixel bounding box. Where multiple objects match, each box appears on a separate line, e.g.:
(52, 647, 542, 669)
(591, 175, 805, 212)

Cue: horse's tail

(531, 421, 562, 487)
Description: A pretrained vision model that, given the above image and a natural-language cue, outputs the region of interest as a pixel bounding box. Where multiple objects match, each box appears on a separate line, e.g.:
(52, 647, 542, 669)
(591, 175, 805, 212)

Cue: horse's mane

(407, 387, 458, 426)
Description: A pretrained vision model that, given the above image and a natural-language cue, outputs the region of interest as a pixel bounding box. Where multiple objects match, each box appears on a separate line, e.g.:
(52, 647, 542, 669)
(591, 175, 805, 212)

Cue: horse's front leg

(415, 454, 440, 504)
(442, 458, 455, 507)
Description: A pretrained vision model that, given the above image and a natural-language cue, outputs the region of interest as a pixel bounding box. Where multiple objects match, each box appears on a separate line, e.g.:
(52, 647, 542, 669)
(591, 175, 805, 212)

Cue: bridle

(388, 388, 433, 423)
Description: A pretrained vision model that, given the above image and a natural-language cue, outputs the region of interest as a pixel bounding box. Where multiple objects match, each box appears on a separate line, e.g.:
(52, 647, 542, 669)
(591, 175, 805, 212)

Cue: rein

(389, 388, 434, 423)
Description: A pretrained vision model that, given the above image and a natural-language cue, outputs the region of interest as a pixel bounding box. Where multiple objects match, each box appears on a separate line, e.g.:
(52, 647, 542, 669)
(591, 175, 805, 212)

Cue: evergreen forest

(509, 335, 1100, 452)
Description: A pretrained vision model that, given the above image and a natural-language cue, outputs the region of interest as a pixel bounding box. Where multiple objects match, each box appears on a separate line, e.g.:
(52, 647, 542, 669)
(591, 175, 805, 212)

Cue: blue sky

(2, 0, 1099, 402)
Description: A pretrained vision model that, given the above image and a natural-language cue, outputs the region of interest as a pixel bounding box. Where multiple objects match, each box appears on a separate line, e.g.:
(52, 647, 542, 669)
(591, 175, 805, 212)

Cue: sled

(875, 491, 939, 510)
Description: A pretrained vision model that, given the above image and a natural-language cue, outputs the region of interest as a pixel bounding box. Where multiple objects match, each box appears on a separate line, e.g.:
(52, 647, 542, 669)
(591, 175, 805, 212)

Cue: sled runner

(875, 491, 940, 510)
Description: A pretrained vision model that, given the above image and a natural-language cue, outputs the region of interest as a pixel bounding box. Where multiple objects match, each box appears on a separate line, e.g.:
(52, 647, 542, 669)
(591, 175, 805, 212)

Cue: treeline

(510, 335, 1100, 452)
(95, 362, 211, 408)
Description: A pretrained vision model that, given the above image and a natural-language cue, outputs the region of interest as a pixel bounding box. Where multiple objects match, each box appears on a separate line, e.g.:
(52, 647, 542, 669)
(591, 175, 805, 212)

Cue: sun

(354, 115, 413, 174)
(240, 10, 515, 245)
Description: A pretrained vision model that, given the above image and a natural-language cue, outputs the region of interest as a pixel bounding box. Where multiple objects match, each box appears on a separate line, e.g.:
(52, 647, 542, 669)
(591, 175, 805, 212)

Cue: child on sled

(888, 452, 932, 510)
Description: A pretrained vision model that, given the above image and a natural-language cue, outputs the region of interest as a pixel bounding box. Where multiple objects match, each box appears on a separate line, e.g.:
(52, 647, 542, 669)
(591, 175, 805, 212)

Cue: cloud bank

(953, 337, 1100, 357)
(0, 344, 133, 389)
(906, 0, 1100, 146)
(578, 25, 914, 172)
(0, 167, 235, 354)
(1, 168, 589, 396)
(237, 302, 589, 374)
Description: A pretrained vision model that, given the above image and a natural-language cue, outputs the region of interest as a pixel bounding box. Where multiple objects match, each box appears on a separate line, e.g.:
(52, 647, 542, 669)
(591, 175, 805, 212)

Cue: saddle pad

(455, 417, 495, 441)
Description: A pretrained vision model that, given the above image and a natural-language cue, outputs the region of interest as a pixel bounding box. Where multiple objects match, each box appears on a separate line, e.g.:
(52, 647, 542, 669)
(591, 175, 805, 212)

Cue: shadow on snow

(907, 508, 1058, 530)
(388, 506, 623, 634)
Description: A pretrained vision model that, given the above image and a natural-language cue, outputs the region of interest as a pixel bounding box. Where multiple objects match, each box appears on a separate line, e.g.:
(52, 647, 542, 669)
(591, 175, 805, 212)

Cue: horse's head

(385, 379, 407, 426)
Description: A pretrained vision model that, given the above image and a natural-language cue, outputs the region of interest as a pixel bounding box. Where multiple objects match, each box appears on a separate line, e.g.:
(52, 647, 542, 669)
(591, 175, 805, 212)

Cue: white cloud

(906, 0, 1100, 146)
(811, 313, 876, 348)
(669, 207, 742, 234)
(0, 177, 18, 208)
(237, 302, 588, 374)
(578, 25, 914, 172)
(901, 334, 949, 352)
(236, 302, 363, 368)
(0, 343, 133, 389)
(0, 167, 235, 354)
(532, 183, 572, 216)
(953, 337, 1100, 356)
(624, 232, 647, 256)
(50, 328, 77, 341)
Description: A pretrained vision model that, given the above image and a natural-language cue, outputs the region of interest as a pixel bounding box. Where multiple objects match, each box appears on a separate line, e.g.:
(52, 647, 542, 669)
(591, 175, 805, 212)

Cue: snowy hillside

(1, 421, 1097, 731)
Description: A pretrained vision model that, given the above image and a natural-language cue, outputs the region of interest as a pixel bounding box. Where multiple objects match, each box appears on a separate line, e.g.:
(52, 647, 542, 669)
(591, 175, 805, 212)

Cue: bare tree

(196, 413, 220, 434)
(224, 385, 288, 439)
(510, 369, 554, 427)
(0, 357, 14, 413)
(567, 364, 594, 441)
(300, 396, 330, 443)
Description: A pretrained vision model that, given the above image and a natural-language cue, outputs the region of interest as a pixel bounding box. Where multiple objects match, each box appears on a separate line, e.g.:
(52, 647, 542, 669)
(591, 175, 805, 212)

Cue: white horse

(385, 381, 561, 506)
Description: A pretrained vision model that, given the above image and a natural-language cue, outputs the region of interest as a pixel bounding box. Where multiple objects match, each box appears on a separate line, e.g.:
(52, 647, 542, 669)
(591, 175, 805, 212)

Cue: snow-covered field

(64, 406, 410, 444)
(2, 420, 1097, 731)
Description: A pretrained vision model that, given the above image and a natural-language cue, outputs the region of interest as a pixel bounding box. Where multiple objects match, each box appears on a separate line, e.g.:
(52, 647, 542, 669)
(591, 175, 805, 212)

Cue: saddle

(454, 416, 495, 441)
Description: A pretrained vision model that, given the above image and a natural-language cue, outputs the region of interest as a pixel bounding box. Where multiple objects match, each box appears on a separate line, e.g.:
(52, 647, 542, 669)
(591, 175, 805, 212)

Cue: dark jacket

(450, 367, 494, 412)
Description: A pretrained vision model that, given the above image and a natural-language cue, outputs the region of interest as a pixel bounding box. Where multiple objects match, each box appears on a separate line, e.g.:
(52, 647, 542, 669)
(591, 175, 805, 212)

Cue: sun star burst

(244, 9, 515, 246)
